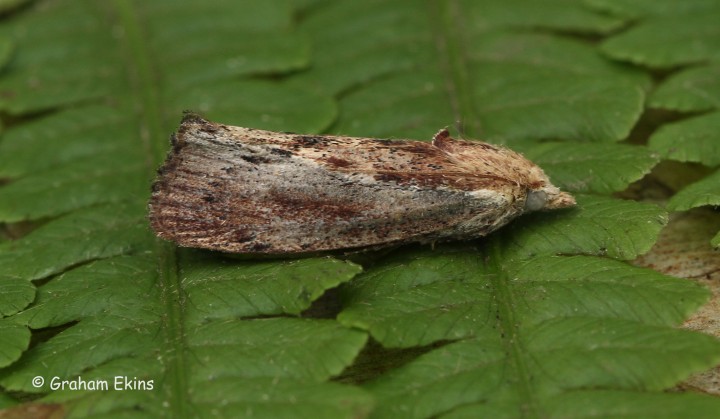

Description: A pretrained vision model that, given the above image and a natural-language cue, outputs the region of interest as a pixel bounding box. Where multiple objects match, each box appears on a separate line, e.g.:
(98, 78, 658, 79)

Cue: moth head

(524, 181, 575, 212)
(521, 162, 575, 212)
(430, 131, 575, 212)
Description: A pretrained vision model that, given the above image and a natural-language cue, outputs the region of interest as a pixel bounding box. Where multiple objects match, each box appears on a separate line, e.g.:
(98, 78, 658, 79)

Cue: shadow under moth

(149, 114, 575, 255)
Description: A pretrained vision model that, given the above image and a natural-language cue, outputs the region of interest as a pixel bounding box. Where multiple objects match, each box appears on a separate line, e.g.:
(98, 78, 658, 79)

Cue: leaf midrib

(111, 1, 187, 417)
(431, 0, 544, 414)
(487, 244, 543, 418)
(430, 0, 482, 137)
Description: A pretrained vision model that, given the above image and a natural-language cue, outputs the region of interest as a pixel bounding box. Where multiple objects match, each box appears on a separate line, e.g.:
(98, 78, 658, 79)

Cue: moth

(149, 114, 575, 254)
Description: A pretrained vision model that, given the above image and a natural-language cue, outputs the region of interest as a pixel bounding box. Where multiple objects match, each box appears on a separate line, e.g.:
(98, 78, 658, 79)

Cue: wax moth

(149, 114, 575, 254)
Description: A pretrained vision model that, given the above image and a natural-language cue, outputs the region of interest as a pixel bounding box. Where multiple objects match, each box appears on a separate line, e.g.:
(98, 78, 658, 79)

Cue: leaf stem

(429, 0, 483, 137)
(487, 242, 543, 418)
(111, 0, 167, 168)
(111, 1, 189, 417)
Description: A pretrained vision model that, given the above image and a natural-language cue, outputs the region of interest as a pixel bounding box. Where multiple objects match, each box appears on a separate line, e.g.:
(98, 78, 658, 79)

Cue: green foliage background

(0, 0, 719, 417)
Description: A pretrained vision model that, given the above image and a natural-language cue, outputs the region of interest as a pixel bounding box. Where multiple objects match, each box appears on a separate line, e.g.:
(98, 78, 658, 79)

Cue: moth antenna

(454, 120, 465, 137)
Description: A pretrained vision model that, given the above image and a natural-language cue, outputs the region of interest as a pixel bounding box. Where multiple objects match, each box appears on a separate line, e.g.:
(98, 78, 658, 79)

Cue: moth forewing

(148, 115, 575, 254)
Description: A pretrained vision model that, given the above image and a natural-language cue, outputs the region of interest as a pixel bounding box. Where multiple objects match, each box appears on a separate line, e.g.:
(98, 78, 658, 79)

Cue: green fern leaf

(650, 64, 720, 112)
(596, 0, 720, 67)
(1, 0, 718, 417)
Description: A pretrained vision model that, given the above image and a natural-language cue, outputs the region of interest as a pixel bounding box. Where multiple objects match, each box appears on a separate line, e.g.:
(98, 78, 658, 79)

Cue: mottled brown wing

(149, 119, 521, 254)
